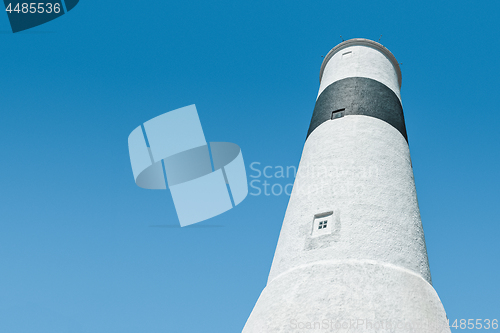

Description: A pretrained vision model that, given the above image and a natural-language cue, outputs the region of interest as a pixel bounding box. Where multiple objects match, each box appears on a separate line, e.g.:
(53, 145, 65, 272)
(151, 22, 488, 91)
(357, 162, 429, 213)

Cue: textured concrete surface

(243, 117, 450, 332)
(243, 260, 450, 333)
(319, 38, 402, 88)
(307, 77, 407, 141)
(318, 45, 401, 103)
(268, 116, 430, 283)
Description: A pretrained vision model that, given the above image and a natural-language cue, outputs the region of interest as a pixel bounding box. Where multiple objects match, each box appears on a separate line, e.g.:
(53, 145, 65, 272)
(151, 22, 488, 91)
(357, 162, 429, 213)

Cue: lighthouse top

(319, 38, 402, 88)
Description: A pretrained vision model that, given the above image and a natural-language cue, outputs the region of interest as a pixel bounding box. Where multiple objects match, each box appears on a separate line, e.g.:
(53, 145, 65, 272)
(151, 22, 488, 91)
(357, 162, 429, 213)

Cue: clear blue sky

(0, 1, 498, 332)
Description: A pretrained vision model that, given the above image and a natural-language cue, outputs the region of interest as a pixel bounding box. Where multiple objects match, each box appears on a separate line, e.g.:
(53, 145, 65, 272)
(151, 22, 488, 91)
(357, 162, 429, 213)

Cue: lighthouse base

(242, 260, 450, 333)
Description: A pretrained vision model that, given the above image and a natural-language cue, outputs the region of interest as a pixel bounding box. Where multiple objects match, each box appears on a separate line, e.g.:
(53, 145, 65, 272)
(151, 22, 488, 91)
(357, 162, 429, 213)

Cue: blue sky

(0, 0, 499, 332)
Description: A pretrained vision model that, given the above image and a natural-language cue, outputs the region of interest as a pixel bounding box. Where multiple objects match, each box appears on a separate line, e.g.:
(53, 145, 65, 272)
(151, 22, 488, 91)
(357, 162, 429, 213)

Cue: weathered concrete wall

(308, 77, 407, 141)
(318, 43, 402, 103)
(244, 260, 450, 332)
(267, 115, 430, 284)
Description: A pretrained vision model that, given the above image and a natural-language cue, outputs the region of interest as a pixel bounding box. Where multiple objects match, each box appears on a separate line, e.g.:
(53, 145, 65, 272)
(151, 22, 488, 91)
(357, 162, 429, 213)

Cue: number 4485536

(449, 319, 498, 330)
(5, 3, 61, 14)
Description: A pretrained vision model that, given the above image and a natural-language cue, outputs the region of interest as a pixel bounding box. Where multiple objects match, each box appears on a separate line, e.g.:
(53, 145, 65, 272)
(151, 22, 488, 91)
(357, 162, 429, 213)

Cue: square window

(312, 213, 333, 237)
(332, 109, 345, 120)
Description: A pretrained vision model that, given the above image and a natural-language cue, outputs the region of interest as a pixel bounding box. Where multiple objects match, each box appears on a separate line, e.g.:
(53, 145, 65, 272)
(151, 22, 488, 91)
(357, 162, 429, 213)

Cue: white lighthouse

(243, 39, 450, 332)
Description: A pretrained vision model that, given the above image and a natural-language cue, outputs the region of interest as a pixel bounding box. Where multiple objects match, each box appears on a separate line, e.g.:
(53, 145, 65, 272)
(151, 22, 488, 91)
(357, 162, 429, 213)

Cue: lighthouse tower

(242, 39, 450, 332)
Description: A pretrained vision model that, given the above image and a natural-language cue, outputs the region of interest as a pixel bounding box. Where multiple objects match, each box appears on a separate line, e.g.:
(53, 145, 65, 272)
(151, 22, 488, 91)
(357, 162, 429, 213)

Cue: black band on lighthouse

(306, 77, 408, 142)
